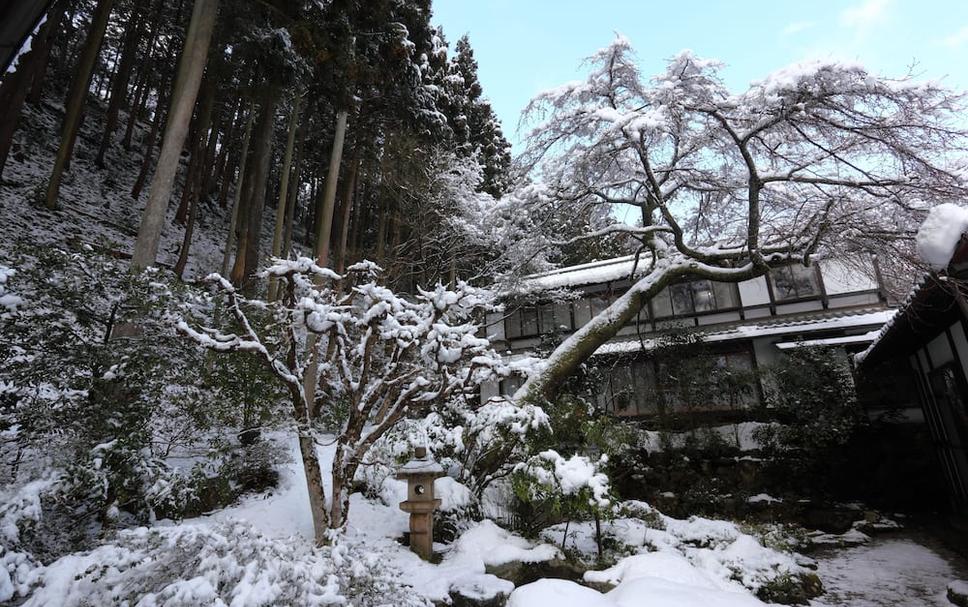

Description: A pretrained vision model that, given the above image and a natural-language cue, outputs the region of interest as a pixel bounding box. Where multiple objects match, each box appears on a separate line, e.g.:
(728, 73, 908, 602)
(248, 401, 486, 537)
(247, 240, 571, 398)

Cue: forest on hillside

(2, 1, 968, 605)
(0, 0, 529, 287)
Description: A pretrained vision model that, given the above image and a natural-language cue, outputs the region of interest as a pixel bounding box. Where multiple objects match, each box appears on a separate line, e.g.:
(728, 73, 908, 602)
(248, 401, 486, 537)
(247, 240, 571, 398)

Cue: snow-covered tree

(179, 258, 511, 541)
(513, 36, 968, 402)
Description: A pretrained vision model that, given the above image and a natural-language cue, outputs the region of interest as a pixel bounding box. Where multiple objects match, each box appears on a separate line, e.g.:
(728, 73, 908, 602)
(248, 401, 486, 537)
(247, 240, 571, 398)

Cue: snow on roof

(916, 203, 968, 271)
(395, 457, 445, 477)
(594, 308, 893, 356)
(526, 254, 652, 290)
(774, 330, 881, 350)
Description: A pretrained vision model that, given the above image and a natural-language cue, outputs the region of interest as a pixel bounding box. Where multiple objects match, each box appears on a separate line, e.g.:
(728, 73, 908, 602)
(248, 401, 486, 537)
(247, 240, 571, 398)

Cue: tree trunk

(301, 109, 348, 407)
(375, 200, 388, 261)
(221, 102, 254, 277)
(516, 263, 766, 403)
(130, 69, 169, 200)
(175, 75, 215, 225)
(131, 0, 218, 270)
(171, 74, 215, 277)
(121, 0, 164, 151)
(312, 110, 349, 268)
(282, 126, 305, 261)
(212, 98, 242, 205)
(95, 3, 144, 168)
(335, 152, 360, 273)
(122, 66, 150, 150)
(268, 93, 302, 301)
(27, 1, 69, 106)
(0, 0, 67, 181)
(173, 184, 198, 278)
(230, 87, 278, 288)
(299, 434, 329, 544)
(43, 0, 116, 210)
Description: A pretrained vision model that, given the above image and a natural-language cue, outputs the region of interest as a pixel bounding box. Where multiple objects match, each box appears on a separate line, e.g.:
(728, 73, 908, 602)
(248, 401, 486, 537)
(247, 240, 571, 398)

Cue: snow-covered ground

(9, 422, 968, 605)
(811, 535, 966, 607)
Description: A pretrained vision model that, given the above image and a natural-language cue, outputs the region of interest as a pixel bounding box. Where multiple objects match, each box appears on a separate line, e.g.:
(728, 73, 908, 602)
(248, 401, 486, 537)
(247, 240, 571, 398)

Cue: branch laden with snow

(510, 36, 968, 402)
(179, 257, 511, 537)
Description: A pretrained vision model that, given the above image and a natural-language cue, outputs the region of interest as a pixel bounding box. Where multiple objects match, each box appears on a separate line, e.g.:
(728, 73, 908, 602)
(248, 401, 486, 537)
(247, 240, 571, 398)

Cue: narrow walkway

(810, 530, 968, 606)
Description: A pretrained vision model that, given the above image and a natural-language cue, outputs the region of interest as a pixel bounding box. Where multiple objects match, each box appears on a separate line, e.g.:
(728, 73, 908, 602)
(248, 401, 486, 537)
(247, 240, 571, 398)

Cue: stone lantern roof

(395, 446, 445, 479)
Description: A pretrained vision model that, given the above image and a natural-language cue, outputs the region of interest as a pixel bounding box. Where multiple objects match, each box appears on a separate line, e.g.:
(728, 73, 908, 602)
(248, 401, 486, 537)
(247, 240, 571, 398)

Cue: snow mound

(508, 575, 767, 607)
(508, 579, 613, 607)
(447, 519, 562, 567)
(916, 203, 968, 271)
(607, 577, 766, 607)
(543, 501, 809, 595)
(584, 552, 719, 589)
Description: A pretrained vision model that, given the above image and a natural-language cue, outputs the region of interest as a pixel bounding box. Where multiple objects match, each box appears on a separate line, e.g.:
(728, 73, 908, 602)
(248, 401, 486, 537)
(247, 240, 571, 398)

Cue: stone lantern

(396, 446, 444, 560)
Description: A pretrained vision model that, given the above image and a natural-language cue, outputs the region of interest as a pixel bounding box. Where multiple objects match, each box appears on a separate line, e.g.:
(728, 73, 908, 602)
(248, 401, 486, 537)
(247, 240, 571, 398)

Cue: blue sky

(432, 0, 968, 150)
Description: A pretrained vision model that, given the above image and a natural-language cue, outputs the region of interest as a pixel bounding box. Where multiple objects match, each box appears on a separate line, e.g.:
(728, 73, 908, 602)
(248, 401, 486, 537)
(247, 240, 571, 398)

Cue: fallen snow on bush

(543, 500, 810, 597)
(448, 519, 561, 567)
(916, 202, 968, 271)
(14, 521, 427, 607)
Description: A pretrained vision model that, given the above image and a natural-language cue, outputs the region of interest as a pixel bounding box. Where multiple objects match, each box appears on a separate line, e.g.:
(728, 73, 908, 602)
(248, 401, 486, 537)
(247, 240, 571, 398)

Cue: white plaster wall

(697, 311, 742, 326)
(775, 300, 824, 315)
(827, 293, 880, 308)
(819, 257, 878, 294)
(738, 276, 771, 306)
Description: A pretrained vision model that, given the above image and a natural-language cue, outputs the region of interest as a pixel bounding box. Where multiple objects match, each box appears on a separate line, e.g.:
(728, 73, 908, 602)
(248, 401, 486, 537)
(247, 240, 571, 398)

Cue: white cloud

(782, 21, 815, 36)
(839, 0, 891, 28)
(941, 25, 968, 48)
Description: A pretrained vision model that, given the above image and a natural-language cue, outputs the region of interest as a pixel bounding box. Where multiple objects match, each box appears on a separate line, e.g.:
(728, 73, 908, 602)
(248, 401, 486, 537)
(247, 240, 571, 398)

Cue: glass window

(652, 280, 738, 318)
(712, 281, 739, 309)
(505, 310, 522, 339)
(652, 289, 674, 318)
(691, 280, 716, 312)
(589, 295, 608, 317)
(499, 375, 524, 397)
(538, 304, 557, 334)
(521, 307, 539, 336)
(610, 365, 637, 416)
(554, 302, 573, 331)
(670, 283, 694, 315)
(771, 265, 821, 301)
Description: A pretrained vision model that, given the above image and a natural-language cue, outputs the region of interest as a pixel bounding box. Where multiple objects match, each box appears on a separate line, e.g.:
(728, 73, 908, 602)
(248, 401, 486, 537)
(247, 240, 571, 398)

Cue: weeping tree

(513, 36, 968, 403)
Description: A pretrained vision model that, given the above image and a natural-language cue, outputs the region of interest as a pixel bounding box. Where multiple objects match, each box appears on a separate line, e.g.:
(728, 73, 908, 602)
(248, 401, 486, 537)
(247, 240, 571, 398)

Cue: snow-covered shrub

(0, 245, 285, 556)
(180, 258, 519, 537)
(513, 449, 614, 552)
(10, 521, 429, 606)
(539, 500, 820, 602)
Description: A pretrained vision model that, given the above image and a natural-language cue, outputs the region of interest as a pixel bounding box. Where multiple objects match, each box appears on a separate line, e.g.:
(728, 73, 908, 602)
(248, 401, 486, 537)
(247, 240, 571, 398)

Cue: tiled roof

(526, 254, 653, 290)
(594, 307, 893, 356)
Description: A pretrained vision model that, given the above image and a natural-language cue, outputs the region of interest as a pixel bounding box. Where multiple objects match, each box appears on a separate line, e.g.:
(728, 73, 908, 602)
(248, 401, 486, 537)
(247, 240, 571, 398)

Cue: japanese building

(858, 239, 968, 508)
(484, 254, 896, 419)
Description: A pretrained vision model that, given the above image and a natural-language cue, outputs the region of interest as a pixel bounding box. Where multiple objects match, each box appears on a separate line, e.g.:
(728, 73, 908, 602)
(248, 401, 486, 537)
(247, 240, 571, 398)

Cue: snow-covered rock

(948, 579, 968, 607)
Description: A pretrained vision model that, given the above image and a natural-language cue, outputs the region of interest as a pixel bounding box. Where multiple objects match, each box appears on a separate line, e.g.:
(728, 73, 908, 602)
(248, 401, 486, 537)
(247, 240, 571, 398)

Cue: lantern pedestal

(400, 498, 441, 560)
(396, 446, 445, 561)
